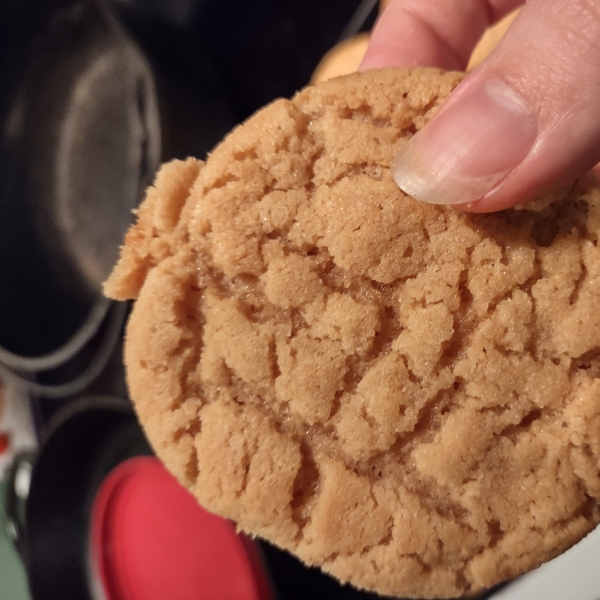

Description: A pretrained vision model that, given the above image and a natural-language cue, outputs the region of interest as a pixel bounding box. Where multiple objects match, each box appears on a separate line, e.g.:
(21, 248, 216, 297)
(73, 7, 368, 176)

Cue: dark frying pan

(0, 0, 160, 384)
(4, 397, 153, 599)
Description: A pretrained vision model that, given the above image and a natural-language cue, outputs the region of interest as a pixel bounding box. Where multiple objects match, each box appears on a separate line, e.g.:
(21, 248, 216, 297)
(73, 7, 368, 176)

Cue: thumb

(392, 0, 600, 212)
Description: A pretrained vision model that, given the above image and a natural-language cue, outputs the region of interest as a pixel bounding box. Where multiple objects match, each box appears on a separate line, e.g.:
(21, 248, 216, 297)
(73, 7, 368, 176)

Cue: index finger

(360, 0, 523, 71)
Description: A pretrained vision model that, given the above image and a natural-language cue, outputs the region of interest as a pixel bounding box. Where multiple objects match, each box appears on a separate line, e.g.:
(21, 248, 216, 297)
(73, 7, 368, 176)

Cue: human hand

(361, 0, 600, 212)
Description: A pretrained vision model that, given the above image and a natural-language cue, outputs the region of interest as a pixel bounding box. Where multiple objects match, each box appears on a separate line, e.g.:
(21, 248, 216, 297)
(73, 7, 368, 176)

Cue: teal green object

(0, 480, 31, 600)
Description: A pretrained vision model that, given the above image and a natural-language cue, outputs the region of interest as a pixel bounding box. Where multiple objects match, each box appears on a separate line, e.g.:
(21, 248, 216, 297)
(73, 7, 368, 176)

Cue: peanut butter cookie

(105, 68, 600, 598)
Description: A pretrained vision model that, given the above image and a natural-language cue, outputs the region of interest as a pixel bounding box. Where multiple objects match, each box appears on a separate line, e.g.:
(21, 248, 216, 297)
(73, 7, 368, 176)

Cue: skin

(360, 0, 600, 212)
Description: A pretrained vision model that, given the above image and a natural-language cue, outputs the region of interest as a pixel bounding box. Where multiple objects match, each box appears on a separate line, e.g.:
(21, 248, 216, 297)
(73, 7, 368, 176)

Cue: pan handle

(3, 451, 35, 559)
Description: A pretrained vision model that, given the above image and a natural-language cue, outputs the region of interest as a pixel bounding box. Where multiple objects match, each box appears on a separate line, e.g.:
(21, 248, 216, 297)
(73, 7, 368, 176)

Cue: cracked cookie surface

(105, 67, 600, 598)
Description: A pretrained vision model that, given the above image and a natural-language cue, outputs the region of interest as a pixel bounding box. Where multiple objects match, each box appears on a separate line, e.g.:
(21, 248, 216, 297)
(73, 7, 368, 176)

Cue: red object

(0, 432, 9, 454)
(90, 456, 273, 600)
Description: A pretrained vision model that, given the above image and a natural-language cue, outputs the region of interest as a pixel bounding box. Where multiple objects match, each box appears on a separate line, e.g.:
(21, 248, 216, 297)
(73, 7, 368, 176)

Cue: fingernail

(392, 79, 538, 205)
